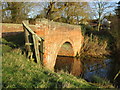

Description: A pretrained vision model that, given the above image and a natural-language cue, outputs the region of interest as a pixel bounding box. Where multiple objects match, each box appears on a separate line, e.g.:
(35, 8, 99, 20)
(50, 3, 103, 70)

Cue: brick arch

(54, 39, 75, 65)
(43, 35, 83, 71)
(43, 39, 74, 70)
(56, 39, 75, 56)
(34, 19, 84, 71)
(54, 40, 75, 69)
(43, 38, 82, 71)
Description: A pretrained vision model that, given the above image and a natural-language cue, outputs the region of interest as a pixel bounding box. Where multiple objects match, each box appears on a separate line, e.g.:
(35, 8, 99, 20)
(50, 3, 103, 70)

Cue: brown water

(54, 56, 120, 88)
(54, 56, 83, 76)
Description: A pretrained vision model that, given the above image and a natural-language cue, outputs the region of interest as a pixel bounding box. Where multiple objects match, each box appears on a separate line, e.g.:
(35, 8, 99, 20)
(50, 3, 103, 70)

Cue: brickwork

(34, 19, 84, 70)
(1, 19, 84, 71)
(1, 23, 36, 37)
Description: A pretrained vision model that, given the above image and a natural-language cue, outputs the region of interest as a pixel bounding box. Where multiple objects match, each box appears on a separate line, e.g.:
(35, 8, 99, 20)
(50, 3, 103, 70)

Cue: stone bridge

(34, 19, 84, 70)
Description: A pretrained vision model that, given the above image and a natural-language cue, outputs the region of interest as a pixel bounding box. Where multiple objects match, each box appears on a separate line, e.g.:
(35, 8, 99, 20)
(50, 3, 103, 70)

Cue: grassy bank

(1, 34, 114, 88)
(2, 48, 98, 88)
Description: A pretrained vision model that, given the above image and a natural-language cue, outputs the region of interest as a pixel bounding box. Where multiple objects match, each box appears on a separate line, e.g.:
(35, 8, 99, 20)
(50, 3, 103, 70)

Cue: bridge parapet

(34, 18, 82, 38)
(35, 18, 81, 31)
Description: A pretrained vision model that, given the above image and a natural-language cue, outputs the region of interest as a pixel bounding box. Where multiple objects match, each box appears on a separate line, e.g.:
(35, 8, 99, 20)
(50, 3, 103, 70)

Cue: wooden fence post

(23, 21, 32, 58)
(22, 20, 44, 65)
(33, 34, 41, 64)
(40, 39, 44, 63)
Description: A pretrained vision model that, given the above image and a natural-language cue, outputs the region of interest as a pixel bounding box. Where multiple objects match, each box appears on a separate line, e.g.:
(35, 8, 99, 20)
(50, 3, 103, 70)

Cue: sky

(28, 1, 119, 19)
(1, 0, 119, 19)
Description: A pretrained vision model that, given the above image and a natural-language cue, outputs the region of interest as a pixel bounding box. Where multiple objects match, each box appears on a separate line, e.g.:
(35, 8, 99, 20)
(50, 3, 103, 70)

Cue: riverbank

(80, 25, 114, 59)
(1, 34, 115, 88)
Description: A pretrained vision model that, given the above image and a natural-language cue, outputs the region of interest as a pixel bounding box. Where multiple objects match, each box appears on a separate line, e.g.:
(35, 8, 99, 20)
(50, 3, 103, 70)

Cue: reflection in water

(54, 56, 120, 88)
(70, 58, 83, 76)
(54, 56, 83, 76)
(83, 59, 112, 82)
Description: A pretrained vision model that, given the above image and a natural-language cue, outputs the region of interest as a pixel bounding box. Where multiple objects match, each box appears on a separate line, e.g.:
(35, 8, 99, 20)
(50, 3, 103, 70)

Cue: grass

(2, 48, 97, 88)
(1, 33, 115, 88)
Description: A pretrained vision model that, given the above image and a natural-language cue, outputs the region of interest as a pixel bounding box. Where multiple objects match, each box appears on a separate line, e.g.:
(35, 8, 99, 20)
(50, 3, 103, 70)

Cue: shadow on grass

(3, 32, 25, 48)
(1, 32, 25, 54)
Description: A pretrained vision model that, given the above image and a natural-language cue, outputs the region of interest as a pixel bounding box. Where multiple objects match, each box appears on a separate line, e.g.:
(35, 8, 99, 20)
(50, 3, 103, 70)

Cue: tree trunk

(97, 18, 101, 31)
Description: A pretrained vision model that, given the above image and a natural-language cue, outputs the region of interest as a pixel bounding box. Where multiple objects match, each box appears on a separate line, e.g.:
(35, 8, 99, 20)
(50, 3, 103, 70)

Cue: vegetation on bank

(79, 24, 114, 60)
(1, 34, 114, 88)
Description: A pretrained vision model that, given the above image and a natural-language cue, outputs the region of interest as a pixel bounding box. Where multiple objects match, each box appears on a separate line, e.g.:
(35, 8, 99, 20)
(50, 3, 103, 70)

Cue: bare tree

(91, 1, 115, 31)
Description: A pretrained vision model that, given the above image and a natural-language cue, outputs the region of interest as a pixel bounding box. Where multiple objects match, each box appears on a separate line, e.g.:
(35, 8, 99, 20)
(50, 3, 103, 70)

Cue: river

(54, 56, 120, 88)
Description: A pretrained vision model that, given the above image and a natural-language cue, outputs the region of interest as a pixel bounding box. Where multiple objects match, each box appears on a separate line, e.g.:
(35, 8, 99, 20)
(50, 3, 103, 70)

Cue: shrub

(80, 35, 109, 59)
(80, 24, 93, 36)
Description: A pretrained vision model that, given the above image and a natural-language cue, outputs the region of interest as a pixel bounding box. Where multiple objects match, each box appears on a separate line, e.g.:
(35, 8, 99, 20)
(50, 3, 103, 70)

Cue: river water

(54, 56, 120, 88)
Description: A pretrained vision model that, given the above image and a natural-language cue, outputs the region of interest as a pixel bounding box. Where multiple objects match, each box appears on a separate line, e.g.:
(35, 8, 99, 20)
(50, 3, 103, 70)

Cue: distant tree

(63, 2, 90, 24)
(1, 2, 36, 23)
(43, 2, 67, 20)
(91, 1, 115, 31)
(37, 2, 90, 24)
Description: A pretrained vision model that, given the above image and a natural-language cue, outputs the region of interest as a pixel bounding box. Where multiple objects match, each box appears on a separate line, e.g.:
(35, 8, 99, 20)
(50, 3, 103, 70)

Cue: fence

(22, 21, 44, 65)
